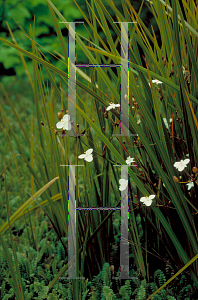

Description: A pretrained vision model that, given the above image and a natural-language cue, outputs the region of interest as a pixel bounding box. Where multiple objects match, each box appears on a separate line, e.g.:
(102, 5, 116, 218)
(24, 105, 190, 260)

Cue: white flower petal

(178, 166, 185, 171)
(119, 185, 127, 191)
(63, 114, 70, 121)
(144, 199, 152, 206)
(86, 149, 93, 155)
(63, 122, 71, 130)
(78, 154, 86, 159)
(187, 182, 194, 190)
(183, 159, 190, 165)
(119, 179, 127, 185)
(84, 155, 93, 162)
(56, 121, 63, 129)
(174, 162, 180, 168)
(163, 118, 168, 129)
(149, 195, 155, 200)
(140, 197, 147, 202)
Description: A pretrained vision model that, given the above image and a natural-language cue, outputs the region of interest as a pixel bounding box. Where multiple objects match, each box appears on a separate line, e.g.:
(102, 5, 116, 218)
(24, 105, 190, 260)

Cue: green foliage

(0, 0, 198, 299)
(0, 0, 87, 77)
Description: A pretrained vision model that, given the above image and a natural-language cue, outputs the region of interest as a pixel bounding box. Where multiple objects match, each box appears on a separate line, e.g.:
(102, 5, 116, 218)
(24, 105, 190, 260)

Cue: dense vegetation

(0, 0, 197, 299)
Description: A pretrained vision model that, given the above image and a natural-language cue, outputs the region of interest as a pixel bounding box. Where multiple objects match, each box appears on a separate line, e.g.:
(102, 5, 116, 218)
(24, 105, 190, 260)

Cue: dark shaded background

(0, 0, 159, 79)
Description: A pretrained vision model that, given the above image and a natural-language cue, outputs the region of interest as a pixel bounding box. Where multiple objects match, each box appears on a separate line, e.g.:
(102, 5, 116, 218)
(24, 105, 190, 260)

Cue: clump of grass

(0, 0, 198, 298)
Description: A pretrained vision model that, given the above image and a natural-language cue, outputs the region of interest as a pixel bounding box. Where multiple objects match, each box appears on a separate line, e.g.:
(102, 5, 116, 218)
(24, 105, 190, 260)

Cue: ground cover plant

(0, 0, 198, 299)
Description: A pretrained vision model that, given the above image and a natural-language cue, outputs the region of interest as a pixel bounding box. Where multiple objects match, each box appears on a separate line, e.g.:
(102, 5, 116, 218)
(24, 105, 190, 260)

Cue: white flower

(132, 97, 135, 108)
(106, 103, 120, 111)
(136, 114, 141, 124)
(126, 156, 135, 165)
(149, 79, 163, 86)
(163, 118, 172, 129)
(119, 179, 128, 191)
(187, 182, 194, 190)
(152, 79, 163, 84)
(174, 159, 190, 171)
(140, 195, 155, 206)
(56, 114, 72, 130)
(163, 118, 169, 129)
(124, 94, 128, 100)
(78, 149, 93, 162)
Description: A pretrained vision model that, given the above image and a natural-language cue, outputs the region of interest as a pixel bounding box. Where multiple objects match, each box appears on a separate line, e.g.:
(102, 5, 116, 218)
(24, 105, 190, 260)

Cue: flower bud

(162, 58, 167, 66)
(41, 121, 44, 126)
(61, 109, 64, 112)
(192, 167, 198, 173)
(66, 110, 69, 114)
(77, 124, 79, 128)
(92, 119, 94, 123)
(173, 176, 179, 182)
(57, 112, 62, 120)
(99, 107, 102, 111)
(103, 127, 105, 131)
